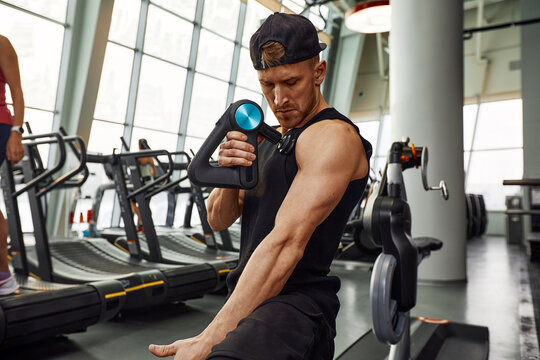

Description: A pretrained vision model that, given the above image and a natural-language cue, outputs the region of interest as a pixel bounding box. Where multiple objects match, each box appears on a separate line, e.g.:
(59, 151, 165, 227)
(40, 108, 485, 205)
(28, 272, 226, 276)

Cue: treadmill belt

(49, 241, 152, 274)
(136, 233, 237, 263)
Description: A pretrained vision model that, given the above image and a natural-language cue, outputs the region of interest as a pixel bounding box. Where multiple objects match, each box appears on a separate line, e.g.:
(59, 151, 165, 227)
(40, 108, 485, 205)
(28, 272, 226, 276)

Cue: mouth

(277, 109, 294, 116)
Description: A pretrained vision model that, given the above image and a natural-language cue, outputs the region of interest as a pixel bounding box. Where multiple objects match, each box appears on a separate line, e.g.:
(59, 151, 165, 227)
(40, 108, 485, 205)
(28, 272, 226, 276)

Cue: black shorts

(207, 294, 335, 360)
(0, 123, 11, 167)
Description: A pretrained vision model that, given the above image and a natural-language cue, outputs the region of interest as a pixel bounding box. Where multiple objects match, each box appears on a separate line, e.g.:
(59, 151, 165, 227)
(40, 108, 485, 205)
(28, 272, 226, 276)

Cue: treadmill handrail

(14, 133, 67, 197)
(122, 149, 174, 200)
(37, 135, 88, 196)
(144, 151, 191, 199)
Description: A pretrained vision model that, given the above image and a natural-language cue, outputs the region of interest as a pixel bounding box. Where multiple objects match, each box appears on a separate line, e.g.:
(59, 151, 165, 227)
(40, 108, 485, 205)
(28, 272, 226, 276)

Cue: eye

(286, 80, 297, 86)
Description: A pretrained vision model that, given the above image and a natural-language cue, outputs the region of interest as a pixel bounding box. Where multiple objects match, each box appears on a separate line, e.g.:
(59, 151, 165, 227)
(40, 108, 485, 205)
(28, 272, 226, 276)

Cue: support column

(390, 0, 465, 281)
(46, 0, 114, 236)
(521, 0, 540, 239)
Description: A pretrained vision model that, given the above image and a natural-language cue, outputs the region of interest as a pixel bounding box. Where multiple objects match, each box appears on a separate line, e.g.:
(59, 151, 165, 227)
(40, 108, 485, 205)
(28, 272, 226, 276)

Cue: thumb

(148, 343, 177, 357)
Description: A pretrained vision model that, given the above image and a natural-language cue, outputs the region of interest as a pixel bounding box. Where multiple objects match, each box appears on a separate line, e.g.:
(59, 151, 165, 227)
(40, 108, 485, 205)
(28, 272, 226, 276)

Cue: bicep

(273, 138, 360, 244)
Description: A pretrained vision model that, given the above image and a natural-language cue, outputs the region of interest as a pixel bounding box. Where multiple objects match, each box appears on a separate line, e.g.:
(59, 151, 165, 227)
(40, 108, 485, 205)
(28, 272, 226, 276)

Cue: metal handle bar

(126, 150, 174, 200)
(37, 136, 88, 196)
(144, 151, 191, 199)
(13, 133, 67, 197)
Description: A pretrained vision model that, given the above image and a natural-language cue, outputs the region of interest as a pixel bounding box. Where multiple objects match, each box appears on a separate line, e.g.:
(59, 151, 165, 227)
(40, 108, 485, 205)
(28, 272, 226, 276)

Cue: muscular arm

(150, 121, 368, 358)
(207, 188, 244, 231)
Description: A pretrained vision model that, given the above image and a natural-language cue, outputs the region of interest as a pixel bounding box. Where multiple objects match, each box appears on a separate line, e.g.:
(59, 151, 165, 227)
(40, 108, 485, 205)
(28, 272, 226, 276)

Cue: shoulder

(0, 36, 16, 59)
(295, 119, 368, 178)
(296, 119, 361, 152)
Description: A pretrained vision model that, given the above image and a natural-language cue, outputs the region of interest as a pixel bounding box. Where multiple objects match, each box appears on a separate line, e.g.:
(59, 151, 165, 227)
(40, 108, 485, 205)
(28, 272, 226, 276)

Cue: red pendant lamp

(345, 0, 391, 33)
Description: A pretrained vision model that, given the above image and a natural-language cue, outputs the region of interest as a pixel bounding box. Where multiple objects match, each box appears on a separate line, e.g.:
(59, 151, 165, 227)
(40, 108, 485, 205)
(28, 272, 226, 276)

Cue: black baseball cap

(250, 12, 327, 70)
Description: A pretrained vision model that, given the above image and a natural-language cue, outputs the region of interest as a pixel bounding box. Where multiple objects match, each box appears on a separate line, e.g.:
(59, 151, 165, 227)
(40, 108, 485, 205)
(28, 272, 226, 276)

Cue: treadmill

(7, 133, 228, 310)
(96, 141, 240, 252)
(0, 147, 125, 348)
(95, 147, 239, 269)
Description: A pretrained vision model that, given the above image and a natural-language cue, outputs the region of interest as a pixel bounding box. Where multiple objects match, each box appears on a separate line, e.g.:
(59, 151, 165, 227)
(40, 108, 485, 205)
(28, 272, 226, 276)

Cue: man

(149, 12, 371, 360)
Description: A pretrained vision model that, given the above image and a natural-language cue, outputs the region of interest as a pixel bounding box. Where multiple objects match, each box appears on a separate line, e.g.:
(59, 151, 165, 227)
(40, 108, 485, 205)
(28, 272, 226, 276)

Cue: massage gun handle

(188, 100, 280, 189)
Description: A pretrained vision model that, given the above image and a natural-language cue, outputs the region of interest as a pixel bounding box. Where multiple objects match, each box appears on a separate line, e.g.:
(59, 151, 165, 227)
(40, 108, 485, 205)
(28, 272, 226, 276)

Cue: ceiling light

(345, 1, 391, 34)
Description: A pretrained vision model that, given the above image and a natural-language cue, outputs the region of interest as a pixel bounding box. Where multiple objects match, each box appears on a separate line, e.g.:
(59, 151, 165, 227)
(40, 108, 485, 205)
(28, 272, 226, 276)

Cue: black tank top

(226, 108, 372, 331)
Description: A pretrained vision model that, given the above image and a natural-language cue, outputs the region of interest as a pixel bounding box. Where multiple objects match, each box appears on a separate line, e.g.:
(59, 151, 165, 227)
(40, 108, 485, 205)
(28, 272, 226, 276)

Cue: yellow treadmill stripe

(105, 291, 127, 299)
(125, 280, 165, 293)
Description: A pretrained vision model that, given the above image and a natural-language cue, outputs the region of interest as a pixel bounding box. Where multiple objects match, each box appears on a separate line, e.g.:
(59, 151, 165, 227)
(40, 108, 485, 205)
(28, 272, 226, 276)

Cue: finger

(226, 131, 247, 141)
(221, 140, 254, 153)
(219, 148, 256, 161)
(218, 156, 253, 167)
(148, 344, 177, 358)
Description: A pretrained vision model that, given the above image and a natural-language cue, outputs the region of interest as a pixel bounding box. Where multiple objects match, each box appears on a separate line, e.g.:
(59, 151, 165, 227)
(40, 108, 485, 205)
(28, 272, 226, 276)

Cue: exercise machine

(105, 100, 279, 269)
(337, 139, 489, 359)
(0, 137, 125, 348)
(5, 132, 228, 309)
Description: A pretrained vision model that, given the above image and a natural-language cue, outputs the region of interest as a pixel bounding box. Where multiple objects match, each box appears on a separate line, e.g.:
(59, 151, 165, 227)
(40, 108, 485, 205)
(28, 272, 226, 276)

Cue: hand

(6, 132, 24, 165)
(148, 335, 212, 360)
(218, 131, 256, 167)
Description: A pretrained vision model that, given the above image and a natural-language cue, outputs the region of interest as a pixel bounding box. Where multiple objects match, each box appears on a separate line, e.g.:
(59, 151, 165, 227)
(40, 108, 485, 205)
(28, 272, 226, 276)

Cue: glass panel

(196, 29, 234, 80)
(466, 149, 523, 210)
(463, 104, 478, 151)
(187, 73, 228, 138)
(242, 0, 272, 47)
(473, 99, 523, 150)
(183, 136, 205, 156)
(144, 4, 193, 67)
(236, 47, 260, 91)
(265, 104, 279, 127)
(282, 0, 303, 13)
(149, 192, 169, 225)
(0, 5, 64, 110)
(356, 121, 379, 156)
(151, 0, 197, 20)
(24, 107, 54, 135)
(134, 56, 186, 132)
(24, 108, 54, 166)
(130, 126, 178, 152)
(201, 0, 240, 40)
(3, 0, 68, 23)
(308, 10, 325, 30)
(464, 151, 470, 172)
(88, 120, 125, 154)
(109, 0, 140, 48)
(94, 43, 134, 123)
(233, 87, 263, 105)
(95, 187, 116, 230)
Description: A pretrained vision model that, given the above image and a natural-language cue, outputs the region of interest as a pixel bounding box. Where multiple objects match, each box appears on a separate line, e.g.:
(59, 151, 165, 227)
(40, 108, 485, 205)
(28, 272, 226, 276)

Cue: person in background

(130, 138, 156, 233)
(0, 35, 25, 295)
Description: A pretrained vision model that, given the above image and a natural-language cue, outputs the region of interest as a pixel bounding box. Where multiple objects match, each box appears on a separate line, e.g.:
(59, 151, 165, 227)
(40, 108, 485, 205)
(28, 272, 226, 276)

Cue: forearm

(11, 90, 24, 126)
(201, 230, 302, 343)
(207, 188, 242, 231)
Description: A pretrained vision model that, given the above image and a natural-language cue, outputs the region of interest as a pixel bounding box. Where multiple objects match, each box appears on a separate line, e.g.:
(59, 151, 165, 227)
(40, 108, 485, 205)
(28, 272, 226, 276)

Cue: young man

(149, 13, 371, 360)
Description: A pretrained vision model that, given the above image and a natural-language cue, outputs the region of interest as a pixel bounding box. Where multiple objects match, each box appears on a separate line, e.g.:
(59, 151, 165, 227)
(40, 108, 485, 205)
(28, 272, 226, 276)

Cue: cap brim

(319, 42, 327, 51)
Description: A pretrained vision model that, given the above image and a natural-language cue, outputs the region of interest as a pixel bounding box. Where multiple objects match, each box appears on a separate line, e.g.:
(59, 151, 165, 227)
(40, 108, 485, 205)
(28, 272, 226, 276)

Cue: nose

(273, 85, 288, 108)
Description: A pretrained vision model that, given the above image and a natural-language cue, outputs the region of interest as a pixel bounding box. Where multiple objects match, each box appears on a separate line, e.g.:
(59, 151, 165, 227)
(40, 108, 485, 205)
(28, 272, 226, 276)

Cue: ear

(314, 60, 326, 86)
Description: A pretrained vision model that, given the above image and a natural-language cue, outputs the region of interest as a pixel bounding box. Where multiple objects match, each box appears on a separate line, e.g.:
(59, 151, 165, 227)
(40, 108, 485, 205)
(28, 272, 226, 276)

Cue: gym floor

(3, 236, 525, 360)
